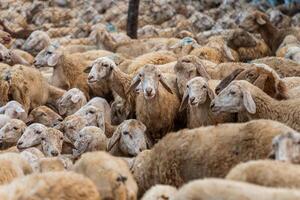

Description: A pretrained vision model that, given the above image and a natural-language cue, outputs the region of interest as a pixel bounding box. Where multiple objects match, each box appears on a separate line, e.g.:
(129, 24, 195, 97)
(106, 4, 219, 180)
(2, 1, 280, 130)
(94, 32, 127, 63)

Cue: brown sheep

(27, 106, 63, 127)
(132, 119, 295, 194)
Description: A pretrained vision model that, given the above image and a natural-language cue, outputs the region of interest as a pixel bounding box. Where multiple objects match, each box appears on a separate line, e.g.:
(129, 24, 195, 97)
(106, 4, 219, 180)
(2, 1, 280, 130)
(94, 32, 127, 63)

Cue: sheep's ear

(215, 68, 244, 94)
(107, 127, 121, 152)
(48, 52, 61, 67)
(84, 66, 92, 73)
(97, 112, 105, 132)
(256, 15, 266, 25)
(194, 59, 211, 80)
(15, 107, 25, 114)
(223, 44, 235, 61)
(253, 74, 269, 91)
(179, 89, 189, 112)
(242, 90, 256, 114)
(207, 87, 215, 100)
(159, 75, 173, 94)
(71, 94, 81, 103)
(126, 75, 141, 95)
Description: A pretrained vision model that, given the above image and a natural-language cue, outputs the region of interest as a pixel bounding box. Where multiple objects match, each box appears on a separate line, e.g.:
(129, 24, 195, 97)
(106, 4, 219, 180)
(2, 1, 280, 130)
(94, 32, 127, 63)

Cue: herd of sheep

(0, 0, 300, 199)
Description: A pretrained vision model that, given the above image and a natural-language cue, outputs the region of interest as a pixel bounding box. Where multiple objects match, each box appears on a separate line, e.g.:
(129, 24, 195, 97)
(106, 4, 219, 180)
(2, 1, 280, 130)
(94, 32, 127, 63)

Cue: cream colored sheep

(179, 77, 233, 128)
(131, 119, 296, 194)
(0, 101, 27, 122)
(127, 64, 180, 143)
(73, 151, 138, 200)
(0, 119, 26, 149)
(226, 160, 300, 189)
(57, 88, 87, 116)
(72, 126, 107, 157)
(141, 185, 177, 200)
(107, 119, 149, 157)
(40, 128, 63, 157)
(0, 153, 32, 185)
(0, 172, 100, 200)
(285, 46, 300, 64)
(211, 80, 300, 131)
(22, 30, 50, 55)
(27, 106, 62, 127)
(276, 35, 300, 57)
(173, 178, 300, 200)
(17, 123, 47, 150)
(0, 43, 32, 66)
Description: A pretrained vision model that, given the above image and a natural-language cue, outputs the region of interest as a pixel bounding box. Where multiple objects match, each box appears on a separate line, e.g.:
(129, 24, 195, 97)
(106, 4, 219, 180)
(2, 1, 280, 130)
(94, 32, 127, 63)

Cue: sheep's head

(111, 98, 131, 125)
(27, 106, 63, 127)
(22, 30, 50, 52)
(57, 115, 88, 143)
(239, 11, 269, 32)
(271, 132, 300, 164)
(128, 64, 173, 100)
(0, 43, 10, 62)
(175, 55, 211, 96)
(285, 47, 300, 64)
(211, 80, 256, 114)
(170, 37, 199, 56)
(34, 42, 62, 68)
(227, 29, 257, 49)
(0, 30, 11, 45)
(41, 128, 64, 157)
(0, 119, 26, 146)
(180, 77, 214, 111)
(84, 57, 117, 83)
(0, 101, 27, 122)
(17, 123, 47, 150)
(75, 105, 105, 130)
(57, 88, 87, 116)
(215, 64, 288, 100)
(107, 119, 149, 157)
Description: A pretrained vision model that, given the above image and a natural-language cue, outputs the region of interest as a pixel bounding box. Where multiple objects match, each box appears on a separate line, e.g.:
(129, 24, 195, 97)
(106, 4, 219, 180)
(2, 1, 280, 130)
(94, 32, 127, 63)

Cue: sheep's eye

(41, 137, 45, 141)
(230, 91, 236, 95)
(186, 85, 189, 88)
(202, 85, 207, 89)
(60, 137, 63, 140)
(158, 74, 161, 78)
(88, 110, 96, 114)
(35, 130, 42, 134)
(139, 73, 142, 77)
(46, 51, 52, 55)
(116, 175, 127, 183)
(103, 64, 109, 68)
(79, 135, 82, 138)
(13, 127, 18, 130)
(123, 131, 129, 135)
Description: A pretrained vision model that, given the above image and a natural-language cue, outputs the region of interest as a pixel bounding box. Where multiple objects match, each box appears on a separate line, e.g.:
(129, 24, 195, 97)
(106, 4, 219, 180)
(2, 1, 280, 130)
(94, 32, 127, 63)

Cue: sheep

(17, 123, 47, 150)
(141, 185, 177, 200)
(73, 151, 138, 200)
(179, 77, 233, 128)
(107, 119, 150, 157)
(211, 80, 300, 130)
(276, 35, 300, 57)
(251, 56, 300, 77)
(226, 160, 300, 189)
(19, 147, 45, 172)
(0, 100, 27, 122)
(131, 119, 295, 194)
(0, 119, 26, 149)
(226, 29, 271, 62)
(127, 64, 180, 143)
(34, 43, 90, 98)
(0, 29, 11, 46)
(0, 43, 32, 66)
(285, 46, 300, 64)
(239, 10, 300, 54)
(0, 153, 32, 185)
(27, 106, 62, 127)
(110, 95, 133, 125)
(57, 88, 87, 116)
(270, 131, 300, 164)
(72, 126, 108, 157)
(173, 178, 300, 200)
(1, 65, 66, 112)
(215, 63, 290, 100)
(22, 30, 51, 55)
(73, 105, 106, 130)
(40, 128, 63, 157)
(0, 172, 100, 200)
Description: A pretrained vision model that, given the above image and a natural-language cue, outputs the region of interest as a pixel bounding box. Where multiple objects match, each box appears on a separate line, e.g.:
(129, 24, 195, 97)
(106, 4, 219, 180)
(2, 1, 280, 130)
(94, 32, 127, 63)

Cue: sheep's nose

(33, 60, 37, 65)
(51, 150, 59, 156)
(17, 141, 23, 147)
(210, 102, 215, 109)
(58, 118, 63, 122)
(146, 88, 152, 95)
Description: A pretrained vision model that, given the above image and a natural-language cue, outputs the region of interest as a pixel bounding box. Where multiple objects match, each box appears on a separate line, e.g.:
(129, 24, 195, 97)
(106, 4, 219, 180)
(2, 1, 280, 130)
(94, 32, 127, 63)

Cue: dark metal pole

(127, 0, 140, 39)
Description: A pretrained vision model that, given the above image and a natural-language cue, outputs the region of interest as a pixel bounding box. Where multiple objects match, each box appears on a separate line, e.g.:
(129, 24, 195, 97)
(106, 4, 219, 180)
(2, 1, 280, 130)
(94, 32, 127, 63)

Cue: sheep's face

(0, 43, 10, 62)
(268, 9, 284, 28)
(41, 128, 63, 157)
(57, 88, 87, 116)
(73, 133, 92, 157)
(182, 77, 214, 108)
(34, 43, 62, 68)
(0, 30, 11, 45)
(86, 57, 116, 83)
(272, 132, 300, 164)
(75, 105, 103, 128)
(59, 115, 87, 143)
(22, 31, 49, 52)
(0, 119, 26, 145)
(211, 81, 256, 114)
(17, 123, 47, 150)
(27, 106, 63, 127)
(238, 11, 268, 32)
(118, 120, 147, 156)
(0, 101, 27, 122)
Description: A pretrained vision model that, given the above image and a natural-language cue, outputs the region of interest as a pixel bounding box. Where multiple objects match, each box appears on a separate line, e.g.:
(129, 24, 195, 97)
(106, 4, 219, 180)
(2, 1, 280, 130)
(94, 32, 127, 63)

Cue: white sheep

(17, 123, 47, 150)
(211, 80, 300, 131)
(0, 101, 27, 122)
(40, 128, 64, 157)
(0, 119, 26, 149)
(107, 119, 150, 157)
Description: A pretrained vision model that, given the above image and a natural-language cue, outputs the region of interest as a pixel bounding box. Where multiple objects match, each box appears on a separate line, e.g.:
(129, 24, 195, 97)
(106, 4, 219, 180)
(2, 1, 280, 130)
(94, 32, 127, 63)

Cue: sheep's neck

(188, 98, 214, 128)
(257, 22, 279, 53)
(110, 68, 132, 99)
